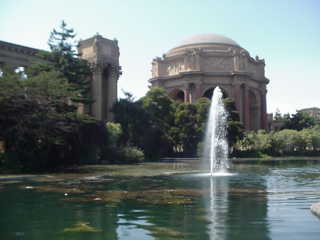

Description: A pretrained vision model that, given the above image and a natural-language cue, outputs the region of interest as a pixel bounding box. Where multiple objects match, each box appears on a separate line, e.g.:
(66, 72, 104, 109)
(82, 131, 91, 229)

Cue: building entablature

(151, 45, 266, 82)
(78, 34, 120, 68)
(0, 40, 39, 56)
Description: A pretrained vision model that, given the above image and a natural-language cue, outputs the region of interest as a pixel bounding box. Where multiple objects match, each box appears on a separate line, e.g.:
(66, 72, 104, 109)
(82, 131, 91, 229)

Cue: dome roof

(171, 33, 240, 50)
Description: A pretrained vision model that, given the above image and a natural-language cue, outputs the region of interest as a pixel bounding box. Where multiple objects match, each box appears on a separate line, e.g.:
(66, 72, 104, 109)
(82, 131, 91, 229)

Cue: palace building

(149, 34, 269, 130)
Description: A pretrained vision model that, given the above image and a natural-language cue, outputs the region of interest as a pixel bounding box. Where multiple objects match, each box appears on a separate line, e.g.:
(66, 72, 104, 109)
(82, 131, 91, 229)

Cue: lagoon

(0, 162, 319, 240)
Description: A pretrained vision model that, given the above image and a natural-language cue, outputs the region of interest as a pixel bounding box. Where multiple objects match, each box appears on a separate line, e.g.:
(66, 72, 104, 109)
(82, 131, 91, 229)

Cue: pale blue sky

(1, 0, 319, 114)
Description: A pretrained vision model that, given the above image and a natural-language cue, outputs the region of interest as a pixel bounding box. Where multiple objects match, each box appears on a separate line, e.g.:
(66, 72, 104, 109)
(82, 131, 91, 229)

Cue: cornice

(0, 40, 43, 56)
(149, 71, 269, 85)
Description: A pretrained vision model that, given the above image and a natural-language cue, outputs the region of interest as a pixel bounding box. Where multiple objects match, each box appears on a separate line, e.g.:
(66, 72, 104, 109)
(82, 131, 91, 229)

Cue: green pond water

(0, 162, 319, 240)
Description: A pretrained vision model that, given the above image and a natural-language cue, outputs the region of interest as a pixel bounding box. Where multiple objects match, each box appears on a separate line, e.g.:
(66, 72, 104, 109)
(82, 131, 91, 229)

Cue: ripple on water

(189, 172, 237, 177)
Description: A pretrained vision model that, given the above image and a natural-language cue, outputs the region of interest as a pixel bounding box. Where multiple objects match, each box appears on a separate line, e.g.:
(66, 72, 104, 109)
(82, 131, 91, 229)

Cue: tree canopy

(112, 88, 244, 158)
(282, 111, 317, 131)
(27, 20, 92, 103)
(0, 69, 106, 171)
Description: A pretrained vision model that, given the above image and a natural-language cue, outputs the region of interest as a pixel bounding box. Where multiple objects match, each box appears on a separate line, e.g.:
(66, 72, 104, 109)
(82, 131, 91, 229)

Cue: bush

(119, 146, 144, 163)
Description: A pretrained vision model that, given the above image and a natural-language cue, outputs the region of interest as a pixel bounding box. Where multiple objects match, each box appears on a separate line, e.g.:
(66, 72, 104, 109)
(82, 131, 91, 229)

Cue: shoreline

(161, 156, 320, 164)
(1, 157, 320, 178)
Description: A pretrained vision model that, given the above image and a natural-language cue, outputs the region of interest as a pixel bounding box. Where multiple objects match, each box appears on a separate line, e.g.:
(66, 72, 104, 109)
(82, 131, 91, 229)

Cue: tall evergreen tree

(28, 21, 92, 104)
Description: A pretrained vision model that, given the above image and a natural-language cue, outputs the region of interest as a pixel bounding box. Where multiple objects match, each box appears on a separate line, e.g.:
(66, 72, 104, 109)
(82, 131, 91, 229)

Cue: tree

(112, 88, 175, 159)
(0, 68, 106, 171)
(27, 21, 92, 103)
(274, 108, 283, 120)
(224, 98, 244, 149)
(194, 97, 211, 132)
(112, 92, 148, 147)
(282, 111, 316, 130)
(172, 103, 200, 154)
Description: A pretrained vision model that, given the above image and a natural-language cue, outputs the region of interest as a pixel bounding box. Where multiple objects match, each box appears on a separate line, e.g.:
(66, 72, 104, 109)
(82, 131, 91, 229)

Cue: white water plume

(203, 87, 229, 175)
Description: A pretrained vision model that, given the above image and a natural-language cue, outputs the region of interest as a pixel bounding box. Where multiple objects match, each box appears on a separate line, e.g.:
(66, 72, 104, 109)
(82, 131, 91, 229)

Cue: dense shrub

(118, 146, 144, 163)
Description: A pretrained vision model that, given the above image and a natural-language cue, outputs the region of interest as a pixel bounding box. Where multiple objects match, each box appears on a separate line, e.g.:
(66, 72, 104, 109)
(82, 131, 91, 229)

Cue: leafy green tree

(112, 88, 175, 159)
(194, 97, 211, 132)
(0, 68, 106, 171)
(224, 98, 244, 149)
(112, 92, 149, 147)
(140, 88, 175, 132)
(172, 103, 200, 154)
(139, 88, 175, 158)
(300, 125, 320, 151)
(112, 88, 244, 158)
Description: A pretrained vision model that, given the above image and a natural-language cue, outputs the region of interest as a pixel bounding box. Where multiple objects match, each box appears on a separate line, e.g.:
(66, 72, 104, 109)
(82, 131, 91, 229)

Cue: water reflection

(203, 172, 271, 240)
(1, 164, 319, 239)
(207, 176, 229, 240)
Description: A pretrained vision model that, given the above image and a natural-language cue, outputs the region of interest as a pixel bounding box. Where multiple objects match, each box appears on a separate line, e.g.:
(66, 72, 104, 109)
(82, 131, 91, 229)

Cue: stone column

(184, 87, 190, 103)
(106, 65, 119, 122)
(233, 83, 243, 123)
(244, 86, 250, 130)
(91, 65, 103, 120)
(260, 90, 267, 130)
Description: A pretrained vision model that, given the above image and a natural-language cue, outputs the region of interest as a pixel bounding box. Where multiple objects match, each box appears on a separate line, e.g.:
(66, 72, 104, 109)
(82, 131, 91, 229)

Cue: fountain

(203, 86, 230, 176)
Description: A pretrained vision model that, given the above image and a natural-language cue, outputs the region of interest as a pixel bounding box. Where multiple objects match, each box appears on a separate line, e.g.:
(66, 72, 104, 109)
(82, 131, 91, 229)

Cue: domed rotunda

(149, 33, 269, 130)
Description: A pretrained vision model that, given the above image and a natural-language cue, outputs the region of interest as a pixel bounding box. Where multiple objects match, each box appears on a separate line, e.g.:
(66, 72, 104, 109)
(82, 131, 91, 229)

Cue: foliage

(112, 88, 243, 158)
(105, 122, 122, 148)
(27, 20, 92, 103)
(0, 69, 106, 171)
(112, 88, 175, 160)
(171, 103, 203, 155)
(224, 98, 244, 148)
(234, 126, 320, 157)
(282, 111, 317, 131)
(118, 146, 145, 163)
(112, 92, 148, 146)
(273, 108, 284, 120)
(101, 122, 144, 163)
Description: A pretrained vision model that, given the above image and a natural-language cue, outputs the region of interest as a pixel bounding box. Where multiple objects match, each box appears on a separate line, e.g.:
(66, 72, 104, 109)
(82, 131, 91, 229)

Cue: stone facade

(0, 40, 46, 70)
(149, 34, 269, 130)
(78, 34, 121, 121)
(0, 35, 120, 122)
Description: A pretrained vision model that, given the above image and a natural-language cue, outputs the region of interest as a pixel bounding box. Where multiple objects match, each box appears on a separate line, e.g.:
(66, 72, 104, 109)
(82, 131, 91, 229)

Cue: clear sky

(1, 0, 319, 114)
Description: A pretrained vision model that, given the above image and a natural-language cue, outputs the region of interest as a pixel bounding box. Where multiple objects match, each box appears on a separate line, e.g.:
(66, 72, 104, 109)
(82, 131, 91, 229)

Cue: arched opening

(169, 88, 185, 102)
(249, 90, 260, 130)
(203, 87, 228, 100)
